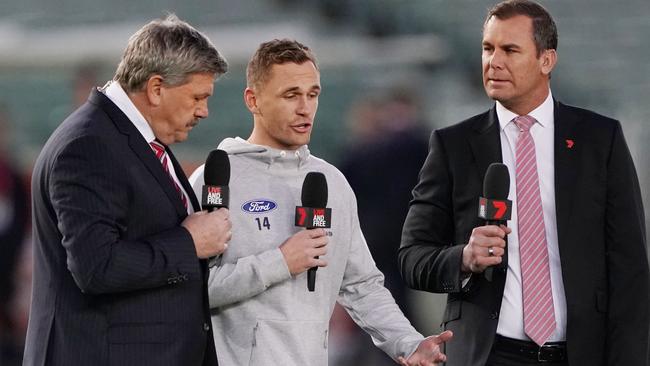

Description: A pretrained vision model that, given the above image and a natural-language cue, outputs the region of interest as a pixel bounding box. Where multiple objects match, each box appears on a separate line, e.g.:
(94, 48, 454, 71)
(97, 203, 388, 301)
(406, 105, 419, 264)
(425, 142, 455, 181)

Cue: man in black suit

(399, 1, 649, 365)
(23, 15, 231, 366)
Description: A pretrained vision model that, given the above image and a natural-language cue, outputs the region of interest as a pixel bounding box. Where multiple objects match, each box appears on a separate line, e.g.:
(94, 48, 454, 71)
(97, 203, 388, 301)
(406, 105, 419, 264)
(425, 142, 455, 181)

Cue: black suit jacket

(23, 90, 218, 366)
(399, 101, 649, 365)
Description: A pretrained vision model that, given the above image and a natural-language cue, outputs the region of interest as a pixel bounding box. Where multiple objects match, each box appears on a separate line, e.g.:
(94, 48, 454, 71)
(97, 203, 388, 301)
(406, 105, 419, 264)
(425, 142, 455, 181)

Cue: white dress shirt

(101, 81, 192, 214)
(495, 90, 567, 342)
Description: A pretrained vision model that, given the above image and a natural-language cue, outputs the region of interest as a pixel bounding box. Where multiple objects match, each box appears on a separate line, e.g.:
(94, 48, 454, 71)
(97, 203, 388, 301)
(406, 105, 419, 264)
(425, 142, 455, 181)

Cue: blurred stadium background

(1, 0, 648, 364)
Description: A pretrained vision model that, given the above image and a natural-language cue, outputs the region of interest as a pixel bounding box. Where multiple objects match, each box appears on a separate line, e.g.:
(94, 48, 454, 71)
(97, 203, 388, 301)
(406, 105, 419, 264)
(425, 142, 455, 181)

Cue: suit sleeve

(398, 130, 467, 293)
(50, 135, 200, 294)
(338, 185, 424, 361)
(604, 121, 649, 364)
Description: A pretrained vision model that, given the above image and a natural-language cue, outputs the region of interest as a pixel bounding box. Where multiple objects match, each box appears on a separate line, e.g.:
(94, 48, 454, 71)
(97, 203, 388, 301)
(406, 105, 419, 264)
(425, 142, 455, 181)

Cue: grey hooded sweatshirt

(189, 137, 424, 366)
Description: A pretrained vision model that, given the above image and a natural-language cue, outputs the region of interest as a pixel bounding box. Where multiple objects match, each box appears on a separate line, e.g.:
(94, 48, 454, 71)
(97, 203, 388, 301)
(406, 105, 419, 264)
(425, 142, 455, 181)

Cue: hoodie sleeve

(337, 182, 424, 361)
(188, 165, 292, 307)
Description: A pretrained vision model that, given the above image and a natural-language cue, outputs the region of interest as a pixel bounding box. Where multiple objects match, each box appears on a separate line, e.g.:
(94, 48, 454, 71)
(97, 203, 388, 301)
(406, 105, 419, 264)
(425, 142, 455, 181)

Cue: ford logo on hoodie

(241, 199, 278, 214)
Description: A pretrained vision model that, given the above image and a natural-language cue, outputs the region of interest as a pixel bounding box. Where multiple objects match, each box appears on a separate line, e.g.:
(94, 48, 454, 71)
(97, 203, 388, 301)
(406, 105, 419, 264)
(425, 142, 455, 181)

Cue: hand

(397, 330, 453, 366)
(279, 228, 328, 275)
(182, 208, 232, 258)
(461, 224, 510, 273)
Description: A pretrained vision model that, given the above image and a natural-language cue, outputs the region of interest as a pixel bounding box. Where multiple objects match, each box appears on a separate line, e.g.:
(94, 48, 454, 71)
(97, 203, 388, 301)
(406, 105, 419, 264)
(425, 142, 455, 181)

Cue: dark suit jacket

(399, 101, 649, 366)
(23, 89, 218, 366)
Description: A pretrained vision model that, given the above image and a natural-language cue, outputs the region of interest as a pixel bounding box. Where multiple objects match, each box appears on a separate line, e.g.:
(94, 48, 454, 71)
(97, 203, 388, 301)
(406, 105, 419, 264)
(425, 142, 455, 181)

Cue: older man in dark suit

(399, 1, 649, 365)
(24, 15, 231, 366)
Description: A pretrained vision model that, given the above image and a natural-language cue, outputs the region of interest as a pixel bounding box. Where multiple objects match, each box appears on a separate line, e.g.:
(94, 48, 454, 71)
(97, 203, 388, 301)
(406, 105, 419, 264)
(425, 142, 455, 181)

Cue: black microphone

(202, 149, 230, 212)
(478, 163, 512, 279)
(295, 172, 331, 292)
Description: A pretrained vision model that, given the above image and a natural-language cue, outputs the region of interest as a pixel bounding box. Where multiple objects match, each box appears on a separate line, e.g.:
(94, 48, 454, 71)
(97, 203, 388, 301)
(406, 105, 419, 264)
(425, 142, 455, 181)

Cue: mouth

(290, 122, 312, 133)
(487, 77, 510, 85)
(187, 120, 199, 129)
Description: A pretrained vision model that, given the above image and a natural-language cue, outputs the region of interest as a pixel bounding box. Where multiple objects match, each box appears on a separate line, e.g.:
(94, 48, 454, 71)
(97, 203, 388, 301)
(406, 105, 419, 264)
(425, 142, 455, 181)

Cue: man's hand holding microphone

(462, 163, 512, 276)
(182, 149, 232, 259)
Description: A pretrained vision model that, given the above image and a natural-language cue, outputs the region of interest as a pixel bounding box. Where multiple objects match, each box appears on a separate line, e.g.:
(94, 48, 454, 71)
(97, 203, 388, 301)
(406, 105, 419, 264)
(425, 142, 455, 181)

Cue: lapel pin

(565, 139, 574, 149)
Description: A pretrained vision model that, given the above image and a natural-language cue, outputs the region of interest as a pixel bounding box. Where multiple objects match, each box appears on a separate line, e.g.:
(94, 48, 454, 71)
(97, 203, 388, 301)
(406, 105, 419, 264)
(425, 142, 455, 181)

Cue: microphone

(479, 163, 512, 225)
(202, 149, 230, 212)
(478, 163, 511, 279)
(295, 172, 331, 292)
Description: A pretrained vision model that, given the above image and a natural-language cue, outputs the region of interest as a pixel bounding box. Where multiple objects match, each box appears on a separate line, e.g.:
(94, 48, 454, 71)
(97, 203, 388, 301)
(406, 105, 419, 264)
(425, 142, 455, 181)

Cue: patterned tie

(514, 115, 555, 346)
(150, 140, 188, 210)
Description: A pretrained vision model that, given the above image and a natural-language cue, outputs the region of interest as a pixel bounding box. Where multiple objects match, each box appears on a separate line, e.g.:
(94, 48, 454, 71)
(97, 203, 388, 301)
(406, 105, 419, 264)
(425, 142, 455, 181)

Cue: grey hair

(114, 14, 228, 93)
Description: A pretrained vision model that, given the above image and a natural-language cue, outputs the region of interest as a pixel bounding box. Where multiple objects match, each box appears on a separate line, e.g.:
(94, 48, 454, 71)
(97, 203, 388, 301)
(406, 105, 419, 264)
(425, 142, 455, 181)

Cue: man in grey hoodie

(189, 39, 453, 366)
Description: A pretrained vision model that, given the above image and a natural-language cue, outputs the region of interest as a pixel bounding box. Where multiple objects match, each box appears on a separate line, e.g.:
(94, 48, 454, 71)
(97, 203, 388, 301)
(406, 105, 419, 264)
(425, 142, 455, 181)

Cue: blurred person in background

(189, 38, 452, 366)
(337, 90, 430, 365)
(0, 105, 29, 366)
(341, 88, 429, 316)
(23, 15, 231, 366)
(399, 0, 649, 365)
(72, 62, 100, 108)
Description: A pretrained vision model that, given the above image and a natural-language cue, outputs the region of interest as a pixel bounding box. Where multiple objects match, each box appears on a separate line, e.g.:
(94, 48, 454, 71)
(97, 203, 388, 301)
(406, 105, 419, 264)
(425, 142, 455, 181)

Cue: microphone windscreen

(204, 149, 230, 186)
(483, 163, 510, 199)
(301, 172, 328, 208)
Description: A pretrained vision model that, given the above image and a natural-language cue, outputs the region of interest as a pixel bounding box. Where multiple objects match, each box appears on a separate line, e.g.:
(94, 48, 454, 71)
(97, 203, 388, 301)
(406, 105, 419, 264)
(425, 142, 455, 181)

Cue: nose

(195, 100, 209, 119)
(488, 50, 504, 69)
(296, 96, 308, 116)
(296, 95, 316, 116)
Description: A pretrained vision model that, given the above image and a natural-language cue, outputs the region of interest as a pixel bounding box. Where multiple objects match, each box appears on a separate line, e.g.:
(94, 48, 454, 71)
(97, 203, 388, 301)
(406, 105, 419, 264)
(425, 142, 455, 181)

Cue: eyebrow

(500, 43, 521, 49)
(282, 85, 321, 94)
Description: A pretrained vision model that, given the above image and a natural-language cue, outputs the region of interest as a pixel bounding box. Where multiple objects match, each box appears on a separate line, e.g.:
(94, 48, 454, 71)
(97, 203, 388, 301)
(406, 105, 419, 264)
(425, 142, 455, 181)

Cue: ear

(244, 87, 260, 114)
(540, 49, 557, 76)
(145, 75, 164, 106)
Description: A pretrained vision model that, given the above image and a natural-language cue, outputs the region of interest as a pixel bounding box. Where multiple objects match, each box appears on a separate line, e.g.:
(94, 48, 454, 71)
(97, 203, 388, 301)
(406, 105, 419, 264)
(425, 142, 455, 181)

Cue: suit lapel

(89, 89, 189, 218)
(553, 101, 580, 247)
(469, 106, 503, 180)
(168, 148, 201, 212)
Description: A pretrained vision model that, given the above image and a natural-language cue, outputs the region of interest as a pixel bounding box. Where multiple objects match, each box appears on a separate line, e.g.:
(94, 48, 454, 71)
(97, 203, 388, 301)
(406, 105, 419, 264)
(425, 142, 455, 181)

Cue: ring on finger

(488, 247, 494, 257)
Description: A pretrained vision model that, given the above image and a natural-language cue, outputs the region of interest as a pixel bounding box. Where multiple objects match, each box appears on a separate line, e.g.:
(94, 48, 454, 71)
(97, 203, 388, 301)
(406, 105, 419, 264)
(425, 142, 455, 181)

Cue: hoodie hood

(217, 137, 311, 169)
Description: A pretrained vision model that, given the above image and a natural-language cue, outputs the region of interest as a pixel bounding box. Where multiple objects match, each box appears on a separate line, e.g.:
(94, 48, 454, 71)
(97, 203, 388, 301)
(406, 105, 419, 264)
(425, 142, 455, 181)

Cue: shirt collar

(101, 80, 156, 144)
(496, 89, 554, 131)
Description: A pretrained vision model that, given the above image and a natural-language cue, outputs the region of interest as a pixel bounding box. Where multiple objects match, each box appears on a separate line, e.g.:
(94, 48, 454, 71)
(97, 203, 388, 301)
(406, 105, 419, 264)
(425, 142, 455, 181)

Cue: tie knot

(514, 115, 536, 132)
(149, 140, 166, 159)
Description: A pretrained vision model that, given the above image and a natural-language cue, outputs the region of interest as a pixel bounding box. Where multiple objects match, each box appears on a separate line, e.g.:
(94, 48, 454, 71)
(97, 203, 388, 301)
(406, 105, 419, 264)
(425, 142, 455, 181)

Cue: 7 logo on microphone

(478, 197, 512, 221)
(295, 207, 332, 228)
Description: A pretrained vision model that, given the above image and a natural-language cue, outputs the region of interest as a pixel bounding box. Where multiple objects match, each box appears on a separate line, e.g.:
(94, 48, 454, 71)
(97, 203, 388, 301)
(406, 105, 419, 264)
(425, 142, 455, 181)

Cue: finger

(476, 225, 508, 238)
(473, 236, 506, 249)
(313, 236, 329, 248)
(435, 330, 453, 343)
(312, 246, 327, 257)
(314, 258, 328, 268)
(476, 256, 503, 268)
(308, 228, 327, 238)
(396, 357, 408, 366)
(486, 246, 505, 258)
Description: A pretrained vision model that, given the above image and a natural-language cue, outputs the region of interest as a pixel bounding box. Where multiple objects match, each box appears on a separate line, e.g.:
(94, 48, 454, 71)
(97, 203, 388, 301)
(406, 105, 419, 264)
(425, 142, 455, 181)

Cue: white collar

(496, 90, 554, 131)
(101, 81, 156, 143)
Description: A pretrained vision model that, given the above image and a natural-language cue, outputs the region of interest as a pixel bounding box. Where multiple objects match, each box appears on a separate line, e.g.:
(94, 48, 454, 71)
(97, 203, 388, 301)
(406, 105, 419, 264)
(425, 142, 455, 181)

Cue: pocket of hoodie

(248, 319, 328, 366)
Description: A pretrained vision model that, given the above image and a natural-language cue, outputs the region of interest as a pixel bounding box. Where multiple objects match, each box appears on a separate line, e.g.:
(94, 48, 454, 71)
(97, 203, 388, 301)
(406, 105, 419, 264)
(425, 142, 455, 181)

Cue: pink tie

(514, 115, 555, 346)
(150, 140, 188, 210)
